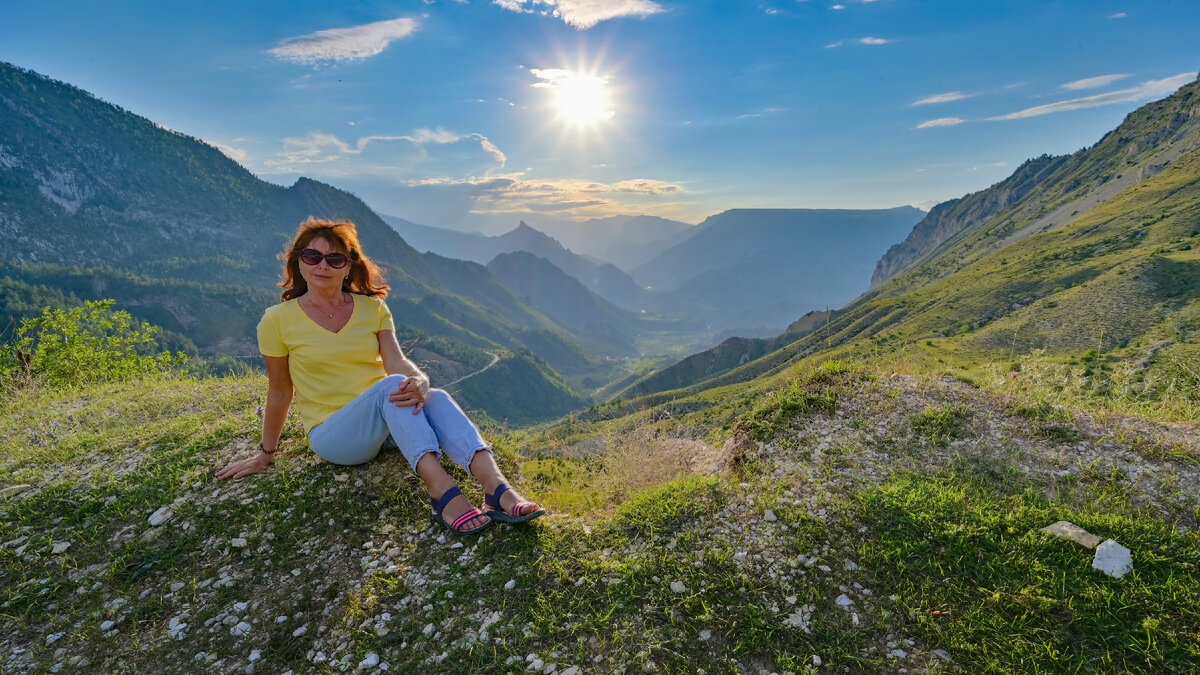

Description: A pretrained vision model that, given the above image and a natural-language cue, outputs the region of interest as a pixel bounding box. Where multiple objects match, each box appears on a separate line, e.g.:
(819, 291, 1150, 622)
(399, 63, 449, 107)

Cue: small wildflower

(1010, 371, 1019, 378)
(256, 407, 264, 417)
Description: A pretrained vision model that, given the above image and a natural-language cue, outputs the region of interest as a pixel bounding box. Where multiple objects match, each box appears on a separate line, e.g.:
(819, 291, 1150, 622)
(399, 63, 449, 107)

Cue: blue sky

(2, 1, 1197, 233)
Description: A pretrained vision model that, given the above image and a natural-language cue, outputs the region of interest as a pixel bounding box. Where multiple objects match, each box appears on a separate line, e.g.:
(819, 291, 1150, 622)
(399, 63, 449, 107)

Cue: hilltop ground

(1, 365, 1198, 674)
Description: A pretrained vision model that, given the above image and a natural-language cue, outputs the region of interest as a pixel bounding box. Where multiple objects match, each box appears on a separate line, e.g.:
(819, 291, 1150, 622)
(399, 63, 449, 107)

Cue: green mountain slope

(0, 61, 602, 422)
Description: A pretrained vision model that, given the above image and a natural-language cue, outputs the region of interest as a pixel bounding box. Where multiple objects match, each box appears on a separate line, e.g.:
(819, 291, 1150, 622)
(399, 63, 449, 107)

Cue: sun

(531, 68, 616, 127)
(554, 75, 614, 125)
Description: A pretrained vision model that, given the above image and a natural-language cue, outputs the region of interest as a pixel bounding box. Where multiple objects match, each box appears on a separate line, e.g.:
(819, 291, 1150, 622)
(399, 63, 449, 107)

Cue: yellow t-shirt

(257, 294, 396, 430)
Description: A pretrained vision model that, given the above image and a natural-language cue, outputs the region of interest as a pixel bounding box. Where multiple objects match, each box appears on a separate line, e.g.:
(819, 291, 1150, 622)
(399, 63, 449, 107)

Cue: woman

(216, 218, 543, 535)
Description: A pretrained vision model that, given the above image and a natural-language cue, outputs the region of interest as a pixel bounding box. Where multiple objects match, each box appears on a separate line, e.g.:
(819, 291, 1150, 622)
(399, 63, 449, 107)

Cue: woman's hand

(216, 452, 272, 479)
(388, 377, 428, 414)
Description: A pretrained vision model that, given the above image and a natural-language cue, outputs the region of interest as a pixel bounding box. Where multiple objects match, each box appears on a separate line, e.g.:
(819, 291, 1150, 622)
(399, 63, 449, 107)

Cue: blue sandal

(432, 486, 492, 535)
(484, 483, 545, 524)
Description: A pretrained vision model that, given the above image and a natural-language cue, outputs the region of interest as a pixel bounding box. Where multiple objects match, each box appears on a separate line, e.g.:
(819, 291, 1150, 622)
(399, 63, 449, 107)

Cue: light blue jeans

(308, 374, 488, 472)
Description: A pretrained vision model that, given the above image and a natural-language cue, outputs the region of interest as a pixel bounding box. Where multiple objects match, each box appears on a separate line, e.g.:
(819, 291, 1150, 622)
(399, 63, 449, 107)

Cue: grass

(3, 361, 1200, 673)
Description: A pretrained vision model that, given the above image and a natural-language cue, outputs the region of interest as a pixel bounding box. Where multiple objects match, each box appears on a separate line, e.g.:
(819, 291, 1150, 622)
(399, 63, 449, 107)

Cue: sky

(2, 1, 1198, 234)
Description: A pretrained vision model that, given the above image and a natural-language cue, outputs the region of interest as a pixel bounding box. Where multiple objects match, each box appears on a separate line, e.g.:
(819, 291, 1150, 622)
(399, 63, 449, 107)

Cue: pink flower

(1010, 371, 1019, 378)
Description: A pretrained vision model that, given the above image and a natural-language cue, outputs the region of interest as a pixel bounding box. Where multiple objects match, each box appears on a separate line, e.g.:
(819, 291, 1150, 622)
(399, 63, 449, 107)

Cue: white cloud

(832, 4, 846, 9)
(912, 91, 973, 106)
(399, 173, 684, 218)
(1109, 12, 1127, 19)
(917, 117, 965, 128)
(824, 41, 844, 49)
(268, 128, 506, 169)
(989, 72, 1196, 121)
(859, 37, 889, 45)
(268, 17, 418, 65)
(493, 0, 664, 29)
(209, 141, 248, 162)
(1061, 73, 1130, 90)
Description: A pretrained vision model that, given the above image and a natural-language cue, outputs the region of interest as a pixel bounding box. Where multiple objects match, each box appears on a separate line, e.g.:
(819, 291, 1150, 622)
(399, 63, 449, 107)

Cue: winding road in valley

(443, 351, 500, 388)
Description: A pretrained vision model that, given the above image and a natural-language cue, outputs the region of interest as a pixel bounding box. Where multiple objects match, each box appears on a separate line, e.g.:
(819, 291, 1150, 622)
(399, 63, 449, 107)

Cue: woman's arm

(379, 330, 430, 414)
(217, 355, 294, 479)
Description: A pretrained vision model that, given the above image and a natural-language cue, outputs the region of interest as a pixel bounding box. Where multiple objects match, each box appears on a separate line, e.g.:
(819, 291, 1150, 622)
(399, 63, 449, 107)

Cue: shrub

(0, 300, 187, 387)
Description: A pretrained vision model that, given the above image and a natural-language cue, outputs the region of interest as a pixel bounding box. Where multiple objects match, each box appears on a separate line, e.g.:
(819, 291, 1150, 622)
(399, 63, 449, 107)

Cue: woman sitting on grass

(216, 218, 543, 535)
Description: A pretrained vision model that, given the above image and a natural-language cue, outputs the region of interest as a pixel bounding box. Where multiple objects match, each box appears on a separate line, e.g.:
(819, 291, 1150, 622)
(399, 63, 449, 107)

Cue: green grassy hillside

(2, 363, 1196, 673)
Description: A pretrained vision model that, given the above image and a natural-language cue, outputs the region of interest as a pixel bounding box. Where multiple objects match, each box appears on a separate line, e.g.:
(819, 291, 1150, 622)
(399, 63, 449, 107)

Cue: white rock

(148, 506, 174, 527)
(504, 579, 517, 591)
(835, 594, 853, 607)
(890, 649, 908, 658)
(334, 473, 350, 482)
(231, 622, 252, 637)
(170, 582, 185, 593)
(45, 632, 64, 645)
(292, 625, 308, 637)
(276, 615, 288, 624)
(1042, 521, 1101, 549)
(562, 668, 579, 675)
(100, 621, 115, 632)
(249, 650, 262, 662)
(764, 509, 777, 522)
(51, 542, 70, 554)
(528, 660, 544, 672)
(670, 581, 687, 593)
(699, 630, 712, 641)
(1092, 539, 1133, 578)
(359, 653, 379, 670)
(811, 655, 822, 666)
(230, 538, 248, 548)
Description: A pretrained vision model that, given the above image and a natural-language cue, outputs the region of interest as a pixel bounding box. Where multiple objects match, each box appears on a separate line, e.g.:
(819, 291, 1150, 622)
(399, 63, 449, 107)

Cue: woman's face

(298, 236, 350, 294)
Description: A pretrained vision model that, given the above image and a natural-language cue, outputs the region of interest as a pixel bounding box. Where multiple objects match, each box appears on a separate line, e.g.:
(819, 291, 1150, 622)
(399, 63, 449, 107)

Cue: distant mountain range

(526, 214, 696, 270)
(383, 216, 648, 309)
(632, 207, 925, 335)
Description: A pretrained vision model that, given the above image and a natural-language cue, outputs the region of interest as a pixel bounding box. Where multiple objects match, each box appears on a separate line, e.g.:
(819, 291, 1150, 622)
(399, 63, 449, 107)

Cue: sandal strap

(432, 486, 464, 515)
(451, 508, 485, 531)
(512, 502, 537, 517)
(484, 483, 510, 509)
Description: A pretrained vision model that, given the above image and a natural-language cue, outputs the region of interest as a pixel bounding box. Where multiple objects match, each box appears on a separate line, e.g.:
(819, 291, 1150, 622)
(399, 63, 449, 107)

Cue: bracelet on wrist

(260, 442, 281, 456)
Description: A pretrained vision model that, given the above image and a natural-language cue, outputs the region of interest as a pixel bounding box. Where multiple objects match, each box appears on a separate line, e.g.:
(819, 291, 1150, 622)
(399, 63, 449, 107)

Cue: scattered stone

(835, 594, 853, 607)
(249, 650, 262, 662)
(1092, 539, 1133, 578)
(528, 659, 545, 672)
(1041, 521, 1101, 549)
(0, 484, 32, 500)
(100, 621, 115, 632)
(359, 653, 379, 670)
(292, 625, 308, 637)
(670, 581, 687, 593)
(504, 579, 517, 591)
(699, 630, 712, 641)
(170, 582, 185, 593)
(51, 542, 70, 555)
(231, 622, 252, 637)
(148, 505, 175, 526)
(230, 538, 248, 548)
(562, 668, 579, 675)
(764, 509, 777, 522)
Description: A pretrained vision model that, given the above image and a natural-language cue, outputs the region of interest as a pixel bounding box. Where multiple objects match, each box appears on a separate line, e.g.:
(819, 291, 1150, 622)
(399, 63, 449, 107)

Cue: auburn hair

(278, 218, 390, 301)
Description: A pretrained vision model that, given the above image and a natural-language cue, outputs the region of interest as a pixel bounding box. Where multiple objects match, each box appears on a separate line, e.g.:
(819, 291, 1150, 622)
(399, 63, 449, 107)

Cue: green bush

(0, 299, 187, 387)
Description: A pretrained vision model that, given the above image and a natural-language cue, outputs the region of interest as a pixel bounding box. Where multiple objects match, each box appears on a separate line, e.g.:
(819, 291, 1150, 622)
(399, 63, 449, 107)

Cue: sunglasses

(298, 248, 349, 269)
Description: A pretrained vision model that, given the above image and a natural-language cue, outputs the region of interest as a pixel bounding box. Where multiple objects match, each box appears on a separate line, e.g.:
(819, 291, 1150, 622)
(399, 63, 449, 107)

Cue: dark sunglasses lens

(325, 253, 349, 269)
(299, 249, 323, 265)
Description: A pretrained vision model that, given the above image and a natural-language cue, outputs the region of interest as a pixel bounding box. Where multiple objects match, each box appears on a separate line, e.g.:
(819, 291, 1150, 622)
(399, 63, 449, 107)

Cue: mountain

(383, 216, 647, 309)
(486, 251, 650, 355)
(527, 214, 696, 270)
(618, 74, 1200, 402)
(632, 208, 925, 334)
(0, 61, 604, 422)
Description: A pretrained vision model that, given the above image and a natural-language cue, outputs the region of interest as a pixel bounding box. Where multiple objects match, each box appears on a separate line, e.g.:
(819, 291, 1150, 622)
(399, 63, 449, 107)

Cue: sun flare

(531, 68, 615, 126)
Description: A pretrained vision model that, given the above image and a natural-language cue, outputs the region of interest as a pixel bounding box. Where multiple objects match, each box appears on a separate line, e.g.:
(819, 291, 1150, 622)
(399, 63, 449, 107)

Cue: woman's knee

(425, 388, 451, 406)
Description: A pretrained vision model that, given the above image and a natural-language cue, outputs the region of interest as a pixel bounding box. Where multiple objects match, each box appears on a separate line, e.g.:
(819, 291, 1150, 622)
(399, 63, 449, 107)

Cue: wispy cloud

(967, 162, 1008, 172)
(209, 141, 248, 163)
(912, 91, 973, 106)
(268, 128, 506, 169)
(826, 36, 889, 47)
(990, 72, 1196, 121)
(268, 17, 418, 65)
(402, 173, 685, 218)
(1061, 73, 1130, 90)
(917, 117, 965, 128)
(1109, 12, 1127, 19)
(493, 0, 665, 29)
